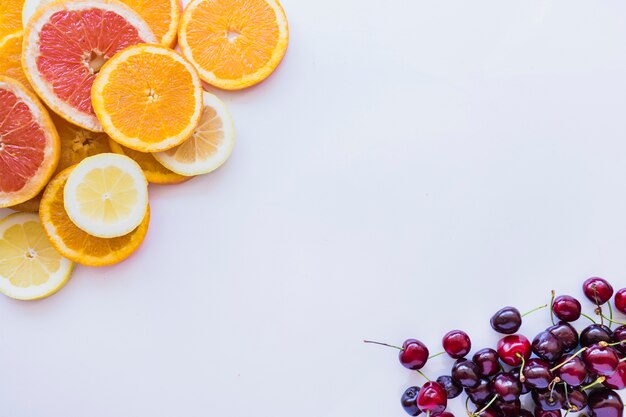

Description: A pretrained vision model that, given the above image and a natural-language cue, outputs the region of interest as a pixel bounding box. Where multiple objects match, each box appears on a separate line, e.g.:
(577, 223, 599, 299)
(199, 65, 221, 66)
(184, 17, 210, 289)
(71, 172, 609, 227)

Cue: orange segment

(40, 167, 150, 267)
(51, 112, 111, 172)
(120, 0, 182, 47)
(0, 0, 24, 40)
(92, 44, 202, 152)
(178, 0, 289, 90)
(108, 138, 189, 185)
(0, 31, 30, 89)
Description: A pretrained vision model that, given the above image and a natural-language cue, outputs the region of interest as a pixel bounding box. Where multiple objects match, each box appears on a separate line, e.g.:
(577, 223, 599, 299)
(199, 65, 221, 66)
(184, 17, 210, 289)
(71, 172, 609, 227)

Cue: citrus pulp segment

(178, 0, 289, 90)
(0, 75, 60, 208)
(51, 112, 112, 171)
(91, 44, 202, 152)
(0, 31, 30, 89)
(40, 167, 150, 266)
(0, 212, 74, 301)
(154, 91, 235, 176)
(22, 0, 156, 132)
(0, 0, 25, 40)
(108, 139, 189, 184)
(63, 153, 149, 239)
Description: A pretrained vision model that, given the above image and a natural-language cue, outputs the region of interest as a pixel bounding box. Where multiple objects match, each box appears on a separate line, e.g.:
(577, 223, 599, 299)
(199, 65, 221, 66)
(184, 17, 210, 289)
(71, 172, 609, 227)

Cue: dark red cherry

(559, 386, 588, 412)
(436, 375, 462, 399)
(490, 372, 521, 402)
(581, 324, 613, 347)
(442, 330, 471, 359)
(497, 335, 531, 366)
(521, 358, 553, 389)
(548, 322, 579, 352)
(399, 339, 429, 370)
(603, 361, 626, 390)
(465, 378, 491, 405)
(613, 325, 626, 355)
(401, 386, 422, 416)
(532, 388, 565, 411)
(491, 307, 522, 334)
(451, 358, 481, 388)
(582, 344, 620, 376)
(583, 277, 614, 305)
(475, 407, 499, 417)
(555, 355, 588, 387)
(493, 398, 521, 417)
(510, 367, 530, 394)
(615, 288, 626, 315)
(532, 331, 563, 362)
(588, 388, 624, 417)
(535, 410, 561, 417)
(473, 348, 501, 377)
(433, 412, 454, 417)
(416, 381, 447, 414)
(552, 295, 582, 322)
(519, 410, 534, 417)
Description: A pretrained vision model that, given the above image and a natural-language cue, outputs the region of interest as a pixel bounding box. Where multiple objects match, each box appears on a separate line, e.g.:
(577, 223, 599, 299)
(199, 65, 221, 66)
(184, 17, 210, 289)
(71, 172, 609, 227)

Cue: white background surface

(2, 0, 626, 416)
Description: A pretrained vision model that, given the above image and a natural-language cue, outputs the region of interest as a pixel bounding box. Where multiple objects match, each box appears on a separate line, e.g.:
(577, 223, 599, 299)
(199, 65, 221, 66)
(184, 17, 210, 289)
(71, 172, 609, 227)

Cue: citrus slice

(0, 31, 30, 89)
(0, 212, 74, 301)
(0, 0, 24, 40)
(63, 153, 149, 239)
(108, 139, 189, 184)
(22, 0, 156, 132)
(40, 167, 150, 266)
(92, 44, 202, 152)
(0, 75, 60, 208)
(154, 92, 235, 176)
(9, 196, 41, 213)
(178, 0, 289, 90)
(21, 0, 54, 27)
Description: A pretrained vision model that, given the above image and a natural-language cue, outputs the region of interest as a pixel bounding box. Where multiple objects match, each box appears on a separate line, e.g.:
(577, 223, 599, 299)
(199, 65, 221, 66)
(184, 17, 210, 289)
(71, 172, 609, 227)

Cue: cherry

(613, 325, 626, 355)
(436, 375, 462, 399)
(433, 412, 454, 417)
(497, 335, 531, 366)
(552, 295, 581, 322)
(493, 398, 521, 417)
(588, 388, 624, 417)
(581, 324, 613, 347)
(535, 410, 561, 417)
(559, 386, 588, 412)
(519, 410, 534, 417)
(603, 361, 626, 390)
(399, 339, 430, 370)
(583, 277, 614, 305)
(510, 367, 530, 394)
(442, 330, 471, 359)
(489, 373, 521, 402)
(547, 322, 579, 352)
(473, 348, 501, 377)
(490, 307, 522, 334)
(402, 386, 422, 416)
(532, 331, 563, 362)
(532, 388, 565, 411)
(555, 355, 587, 387)
(416, 381, 447, 414)
(465, 377, 491, 405)
(521, 358, 553, 389)
(474, 407, 500, 417)
(615, 288, 626, 315)
(451, 358, 481, 388)
(582, 343, 620, 376)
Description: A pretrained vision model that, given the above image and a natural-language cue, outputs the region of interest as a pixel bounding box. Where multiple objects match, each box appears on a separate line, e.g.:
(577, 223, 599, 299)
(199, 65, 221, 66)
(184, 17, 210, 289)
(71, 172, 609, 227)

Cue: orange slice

(92, 44, 202, 152)
(0, 0, 24, 40)
(178, 0, 289, 90)
(120, 0, 182, 47)
(0, 76, 59, 208)
(22, 0, 156, 132)
(40, 167, 150, 267)
(108, 138, 189, 185)
(0, 31, 30, 89)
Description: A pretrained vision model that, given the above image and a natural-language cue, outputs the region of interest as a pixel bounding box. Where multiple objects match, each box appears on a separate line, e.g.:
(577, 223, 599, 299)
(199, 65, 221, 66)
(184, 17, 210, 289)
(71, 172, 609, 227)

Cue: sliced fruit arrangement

(366, 277, 626, 417)
(0, 0, 289, 300)
(0, 212, 74, 300)
(179, 0, 289, 90)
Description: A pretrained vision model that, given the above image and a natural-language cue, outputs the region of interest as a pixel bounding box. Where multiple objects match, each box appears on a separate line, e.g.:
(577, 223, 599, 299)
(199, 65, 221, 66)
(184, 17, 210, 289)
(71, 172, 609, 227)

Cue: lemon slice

(153, 92, 235, 176)
(63, 153, 149, 238)
(0, 212, 74, 300)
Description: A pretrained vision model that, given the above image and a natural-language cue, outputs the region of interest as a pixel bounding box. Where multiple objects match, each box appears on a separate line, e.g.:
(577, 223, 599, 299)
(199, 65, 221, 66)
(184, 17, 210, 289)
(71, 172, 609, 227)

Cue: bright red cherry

(399, 339, 430, 370)
(615, 288, 626, 315)
(497, 335, 531, 366)
(583, 277, 614, 305)
(552, 295, 581, 322)
(603, 361, 626, 390)
(582, 344, 620, 376)
(416, 381, 447, 414)
(442, 330, 471, 359)
(433, 412, 454, 417)
(535, 410, 561, 417)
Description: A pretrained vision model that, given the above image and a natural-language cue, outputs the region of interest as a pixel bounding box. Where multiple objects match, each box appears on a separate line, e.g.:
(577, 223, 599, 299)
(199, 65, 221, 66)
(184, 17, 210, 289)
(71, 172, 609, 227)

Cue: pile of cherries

(366, 277, 626, 417)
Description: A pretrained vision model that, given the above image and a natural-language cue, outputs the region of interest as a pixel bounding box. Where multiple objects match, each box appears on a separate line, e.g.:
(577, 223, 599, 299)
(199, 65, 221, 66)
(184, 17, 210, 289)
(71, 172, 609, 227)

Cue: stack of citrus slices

(0, 0, 289, 300)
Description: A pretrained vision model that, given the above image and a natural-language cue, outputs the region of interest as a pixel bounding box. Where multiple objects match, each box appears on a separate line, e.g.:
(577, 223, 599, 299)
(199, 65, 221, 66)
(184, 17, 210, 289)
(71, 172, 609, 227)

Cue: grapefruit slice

(0, 75, 60, 208)
(22, 0, 156, 132)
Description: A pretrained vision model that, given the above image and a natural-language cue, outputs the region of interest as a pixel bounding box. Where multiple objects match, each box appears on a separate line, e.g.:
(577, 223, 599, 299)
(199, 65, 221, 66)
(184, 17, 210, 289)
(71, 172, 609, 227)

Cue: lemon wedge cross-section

(0, 212, 74, 301)
(63, 153, 149, 239)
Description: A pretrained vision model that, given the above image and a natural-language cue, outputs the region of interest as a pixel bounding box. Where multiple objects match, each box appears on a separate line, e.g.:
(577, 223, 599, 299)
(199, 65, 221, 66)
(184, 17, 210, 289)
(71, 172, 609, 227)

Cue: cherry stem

(600, 340, 626, 348)
(550, 346, 588, 372)
(363, 340, 403, 351)
(598, 314, 626, 326)
(522, 304, 548, 317)
(550, 290, 556, 325)
(465, 396, 472, 417)
(581, 376, 606, 391)
(417, 370, 431, 381)
(473, 395, 499, 417)
(592, 285, 604, 326)
(608, 302, 614, 330)
(620, 357, 626, 363)
(580, 313, 597, 324)
(428, 351, 446, 359)
(516, 353, 527, 382)
(563, 382, 571, 409)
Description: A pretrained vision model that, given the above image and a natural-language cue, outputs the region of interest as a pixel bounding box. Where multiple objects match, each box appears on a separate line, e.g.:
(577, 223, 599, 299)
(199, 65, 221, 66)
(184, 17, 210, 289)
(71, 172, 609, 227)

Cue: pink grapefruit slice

(0, 76, 60, 208)
(22, 0, 156, 132)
